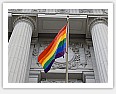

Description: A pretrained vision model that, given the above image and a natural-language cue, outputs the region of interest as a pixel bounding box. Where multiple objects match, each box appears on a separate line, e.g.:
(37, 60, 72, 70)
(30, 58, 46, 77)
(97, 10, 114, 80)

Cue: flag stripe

(43, 47, 66, 69)
(43, 39, 66, 69)
(55, 50, 66, 58)
(41, 34, 66, 66)
(40, 33, 66, 64)
(57, 38, 66, 48)
(44, 59, 55, 73)
(38, 25, 67, 61)
(44, 50, 66, 73)
(56, 39, 66, 54)
(56, 43, 66, 54)
(38, 24, 67, 73)
(43, 54, 55, 69)
(42, 37, 66, 67)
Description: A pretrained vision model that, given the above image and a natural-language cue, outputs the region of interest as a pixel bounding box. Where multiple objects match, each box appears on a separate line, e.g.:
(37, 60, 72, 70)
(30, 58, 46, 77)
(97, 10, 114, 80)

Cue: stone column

(89, 18, 108, 83)
(8, 16, 35, 83)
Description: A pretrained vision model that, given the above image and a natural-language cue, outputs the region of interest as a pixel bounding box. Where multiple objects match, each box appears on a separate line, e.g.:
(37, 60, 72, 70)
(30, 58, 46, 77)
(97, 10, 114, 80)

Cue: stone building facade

(8, 9, 108, 83)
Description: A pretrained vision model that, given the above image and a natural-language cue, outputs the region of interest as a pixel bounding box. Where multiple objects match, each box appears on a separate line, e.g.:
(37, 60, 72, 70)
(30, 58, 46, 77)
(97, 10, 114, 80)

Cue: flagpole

(66, 16, 69, 83)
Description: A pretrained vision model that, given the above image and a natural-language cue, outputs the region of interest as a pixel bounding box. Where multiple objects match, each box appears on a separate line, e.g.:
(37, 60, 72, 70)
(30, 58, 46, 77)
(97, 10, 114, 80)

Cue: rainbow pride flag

(38, 24, 67, 73)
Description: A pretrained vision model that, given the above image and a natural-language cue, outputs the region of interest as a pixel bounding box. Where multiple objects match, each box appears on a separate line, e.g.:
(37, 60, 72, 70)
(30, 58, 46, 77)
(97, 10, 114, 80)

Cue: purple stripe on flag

(55, 48, 66, 58)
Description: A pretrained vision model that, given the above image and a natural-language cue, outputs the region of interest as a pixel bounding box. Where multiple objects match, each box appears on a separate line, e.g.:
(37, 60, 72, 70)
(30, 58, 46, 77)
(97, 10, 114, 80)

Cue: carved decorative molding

(9, 9, 108, 15)
(38, 9, 46, 12)
(31, 9, 38, 12)
(8, 9, 23, 12)
(31, 9, 46, 13)
(102, 9, 108, 14)
(79, 9, 93, 13)
(55, 9, 70, 14)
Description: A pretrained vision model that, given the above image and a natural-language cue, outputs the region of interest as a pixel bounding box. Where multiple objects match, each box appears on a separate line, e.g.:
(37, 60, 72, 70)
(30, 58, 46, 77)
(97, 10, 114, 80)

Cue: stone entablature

(8, 9, 108, 15)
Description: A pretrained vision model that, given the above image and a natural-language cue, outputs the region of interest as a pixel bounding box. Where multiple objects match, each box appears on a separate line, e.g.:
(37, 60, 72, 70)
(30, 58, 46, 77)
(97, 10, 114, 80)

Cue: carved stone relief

(79, 9, 93, 13)
(55, 9, 70, 14)
(102, 9, 108, 14)
(35, 41, 93, 70)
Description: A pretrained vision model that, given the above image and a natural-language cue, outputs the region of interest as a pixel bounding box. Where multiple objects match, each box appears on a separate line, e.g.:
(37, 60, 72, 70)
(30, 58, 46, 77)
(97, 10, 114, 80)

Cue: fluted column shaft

(8, 20, 33, 83)
(91, 22, 108, 83)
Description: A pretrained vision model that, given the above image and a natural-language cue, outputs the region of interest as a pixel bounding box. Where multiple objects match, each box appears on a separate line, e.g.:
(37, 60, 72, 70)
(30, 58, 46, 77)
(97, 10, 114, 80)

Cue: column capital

(88, 17, 108, 32)
(13, 15, 36, 31)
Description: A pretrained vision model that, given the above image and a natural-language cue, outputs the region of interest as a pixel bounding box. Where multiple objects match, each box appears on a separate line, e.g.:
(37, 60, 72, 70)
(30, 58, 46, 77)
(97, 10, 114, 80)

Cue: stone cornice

(8, 9, 108, 15)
